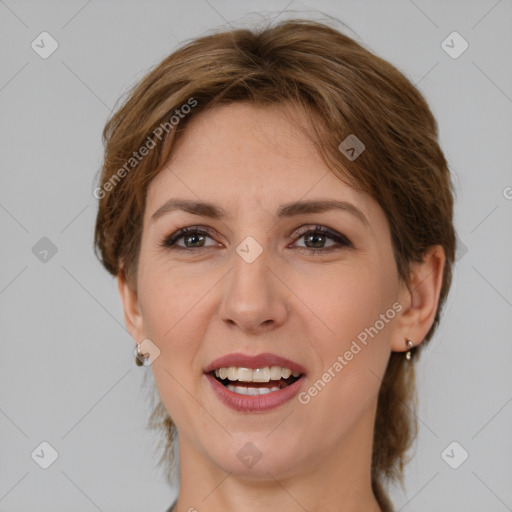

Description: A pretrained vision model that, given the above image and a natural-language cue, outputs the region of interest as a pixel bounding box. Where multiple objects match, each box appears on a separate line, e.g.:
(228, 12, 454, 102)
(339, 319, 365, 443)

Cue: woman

(94, 18, 455, 512)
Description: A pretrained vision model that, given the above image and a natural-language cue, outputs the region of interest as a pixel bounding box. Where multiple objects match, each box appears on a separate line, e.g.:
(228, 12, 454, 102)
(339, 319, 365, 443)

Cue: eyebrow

(151, 198, 369, 227)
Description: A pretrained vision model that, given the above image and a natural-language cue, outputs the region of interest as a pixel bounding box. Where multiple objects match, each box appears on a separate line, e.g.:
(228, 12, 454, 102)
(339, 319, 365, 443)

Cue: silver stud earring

(405, 339, 414, 361)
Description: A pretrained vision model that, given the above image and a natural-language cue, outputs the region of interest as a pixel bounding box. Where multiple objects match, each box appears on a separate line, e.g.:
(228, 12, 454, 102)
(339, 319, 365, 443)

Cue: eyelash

(160, 225, 353, 256)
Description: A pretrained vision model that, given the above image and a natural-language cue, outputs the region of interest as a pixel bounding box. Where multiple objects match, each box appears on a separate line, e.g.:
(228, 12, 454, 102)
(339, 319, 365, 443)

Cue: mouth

(210, 366, 302, 396)
(204, 353, 306, 412)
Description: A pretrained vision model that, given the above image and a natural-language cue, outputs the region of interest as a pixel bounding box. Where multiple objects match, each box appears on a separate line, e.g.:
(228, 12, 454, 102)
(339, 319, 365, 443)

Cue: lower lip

(205, 373, 305, 412)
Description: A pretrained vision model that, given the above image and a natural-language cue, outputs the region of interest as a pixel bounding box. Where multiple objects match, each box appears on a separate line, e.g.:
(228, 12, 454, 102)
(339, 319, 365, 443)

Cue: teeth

(281, 368, 292, 379)
(237, 368, 253, 382)
(270, 366, 282, 380)
(214, 366, 301, 382)
(226, 384, 281, 395)
(253, 367, 270, 382)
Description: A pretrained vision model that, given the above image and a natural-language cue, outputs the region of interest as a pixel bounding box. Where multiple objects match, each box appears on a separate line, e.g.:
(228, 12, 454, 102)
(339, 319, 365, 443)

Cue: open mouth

(210, 366, 303, 396)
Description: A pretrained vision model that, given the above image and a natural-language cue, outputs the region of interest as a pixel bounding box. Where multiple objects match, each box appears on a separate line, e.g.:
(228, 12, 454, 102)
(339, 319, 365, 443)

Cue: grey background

(1, 1, 511, 511)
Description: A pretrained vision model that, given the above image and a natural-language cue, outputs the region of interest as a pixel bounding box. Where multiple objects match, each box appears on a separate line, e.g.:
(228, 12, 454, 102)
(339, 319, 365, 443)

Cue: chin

(198, 431, 313, 481)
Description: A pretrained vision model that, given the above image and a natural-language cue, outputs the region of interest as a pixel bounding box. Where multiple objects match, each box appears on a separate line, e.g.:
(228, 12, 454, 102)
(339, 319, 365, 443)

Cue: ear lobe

(117, 266, 145, 342)
(391, 245, 446, 352)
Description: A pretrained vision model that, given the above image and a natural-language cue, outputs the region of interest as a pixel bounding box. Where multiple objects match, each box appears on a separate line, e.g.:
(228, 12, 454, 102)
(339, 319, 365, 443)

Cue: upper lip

(204, 352, 306, 375)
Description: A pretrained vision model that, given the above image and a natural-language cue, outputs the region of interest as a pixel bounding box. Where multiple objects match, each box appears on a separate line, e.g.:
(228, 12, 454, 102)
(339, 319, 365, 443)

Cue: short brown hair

(94, 18, 456, 510)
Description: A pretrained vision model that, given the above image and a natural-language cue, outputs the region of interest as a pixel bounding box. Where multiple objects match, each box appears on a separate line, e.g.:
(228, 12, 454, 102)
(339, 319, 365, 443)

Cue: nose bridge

(218, 237, 288, 331)
(232, 239, 271, 296)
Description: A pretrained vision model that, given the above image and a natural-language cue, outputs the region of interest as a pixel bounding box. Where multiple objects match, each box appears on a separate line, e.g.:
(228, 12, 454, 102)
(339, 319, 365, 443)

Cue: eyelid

(161, 225, 220, 249)
(290, 224, 353, 247)
(161, 224, 353, 251)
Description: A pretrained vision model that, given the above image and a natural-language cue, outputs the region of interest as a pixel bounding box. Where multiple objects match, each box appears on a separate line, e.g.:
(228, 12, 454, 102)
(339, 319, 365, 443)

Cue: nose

(218, 247, 289, 334)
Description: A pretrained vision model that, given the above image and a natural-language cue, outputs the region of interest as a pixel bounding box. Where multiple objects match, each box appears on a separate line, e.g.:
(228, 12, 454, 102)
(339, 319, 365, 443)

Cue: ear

(117, 265, 145, 342)
(391, 245, 446, 353)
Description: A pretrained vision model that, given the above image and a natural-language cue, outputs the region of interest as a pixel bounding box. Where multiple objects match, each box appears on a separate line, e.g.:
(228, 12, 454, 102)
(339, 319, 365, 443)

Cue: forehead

(165, 102, 323, 184)
(144, 102, 378, 227)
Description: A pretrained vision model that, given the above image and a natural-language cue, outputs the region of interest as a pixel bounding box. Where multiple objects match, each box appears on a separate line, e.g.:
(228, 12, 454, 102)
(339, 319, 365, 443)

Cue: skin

(118, 102, 445, 512)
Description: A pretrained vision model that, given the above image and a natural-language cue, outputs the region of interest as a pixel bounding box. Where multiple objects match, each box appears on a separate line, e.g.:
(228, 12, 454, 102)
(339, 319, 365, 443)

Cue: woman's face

(125, 102, 410, 479)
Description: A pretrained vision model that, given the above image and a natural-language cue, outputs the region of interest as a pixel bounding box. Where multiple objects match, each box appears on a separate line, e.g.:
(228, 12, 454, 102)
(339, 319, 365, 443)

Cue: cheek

(136, 262, 211, 409)
(138, 260, 208, 344)
(305, 260, 398, 353)
(137, 266, 209, 424)
(299, 260, 399, 412)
